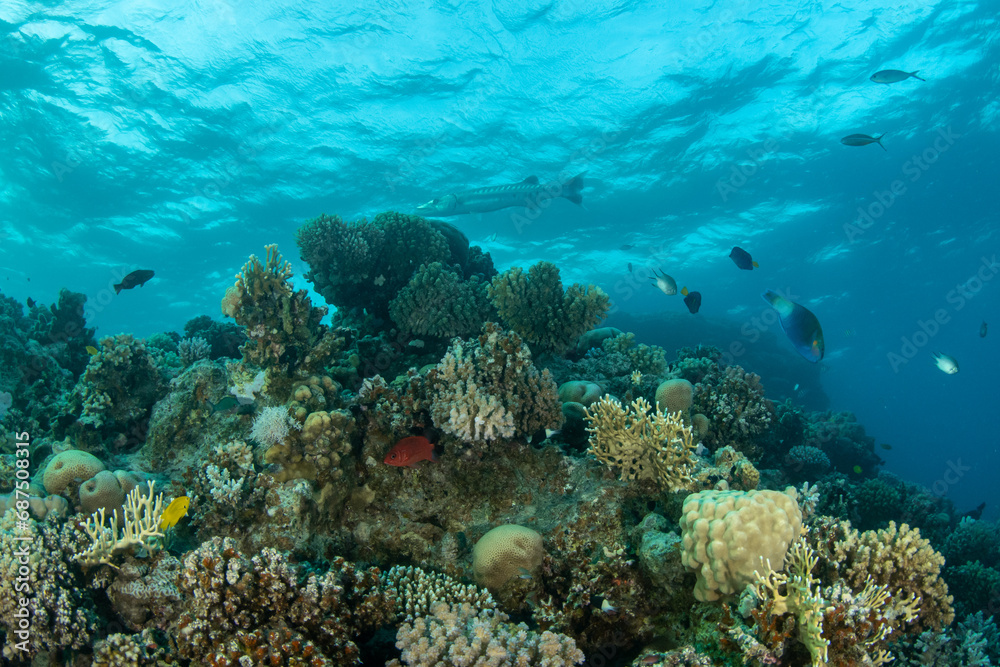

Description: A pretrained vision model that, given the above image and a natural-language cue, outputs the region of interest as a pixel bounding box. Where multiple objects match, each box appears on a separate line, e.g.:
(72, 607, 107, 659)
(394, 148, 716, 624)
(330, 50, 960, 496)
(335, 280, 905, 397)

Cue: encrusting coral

(584, 395, 697, 491)
(487, 260, 610, 355)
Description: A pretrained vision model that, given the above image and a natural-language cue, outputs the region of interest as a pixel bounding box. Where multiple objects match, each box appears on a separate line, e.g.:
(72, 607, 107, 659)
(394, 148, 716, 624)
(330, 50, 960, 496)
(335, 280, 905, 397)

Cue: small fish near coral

(650, 269, 677, 295)
(384, 435, 440, 467)
(681, 287, 701, 314)
(160, 496, 189, 530)
(729, 246, 758, 270)
(841, 133, 886, 151)
(761, 289, 824, 362)
(85, 345, 99, 356)
(932, 352, 959, 374)
(870, 69, 925, 84)
(114, 269, 155, 294)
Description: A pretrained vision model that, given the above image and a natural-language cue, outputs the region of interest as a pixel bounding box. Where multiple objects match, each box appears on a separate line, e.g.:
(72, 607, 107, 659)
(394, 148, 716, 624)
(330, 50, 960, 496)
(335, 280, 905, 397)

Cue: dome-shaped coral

(79, 470, 126, 516)
(473, 525, 544, 591)
(557, 380, 603, 407)
(42, 450, 105, 495)
(655, 378, 693, 414)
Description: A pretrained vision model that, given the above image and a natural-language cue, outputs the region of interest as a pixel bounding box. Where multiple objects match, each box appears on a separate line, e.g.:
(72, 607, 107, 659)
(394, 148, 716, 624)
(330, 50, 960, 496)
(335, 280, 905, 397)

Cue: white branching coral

(583, 395, 696, 490)
(75, 482, 165, 568)
(249, 406, 295, 446)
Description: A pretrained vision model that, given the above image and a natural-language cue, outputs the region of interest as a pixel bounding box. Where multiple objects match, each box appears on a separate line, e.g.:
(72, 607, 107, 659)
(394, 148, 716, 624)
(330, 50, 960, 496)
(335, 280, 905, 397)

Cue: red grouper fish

(384, 435, 439, 468)
(761, 290, 825, 362)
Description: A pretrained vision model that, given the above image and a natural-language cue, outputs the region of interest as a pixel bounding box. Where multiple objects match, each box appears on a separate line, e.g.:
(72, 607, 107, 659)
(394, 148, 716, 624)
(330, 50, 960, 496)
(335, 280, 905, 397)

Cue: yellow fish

(160, 496, 189, 530)
(86, 345, 99, 355)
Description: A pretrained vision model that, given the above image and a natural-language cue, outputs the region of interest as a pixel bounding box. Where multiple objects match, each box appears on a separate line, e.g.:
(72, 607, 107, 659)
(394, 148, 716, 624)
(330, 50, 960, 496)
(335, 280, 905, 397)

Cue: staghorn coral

(583, 395, 697, 491)
(221, 244, 349, 396)
(389, 601, 585, 667)
(488, 261, 610, 355)
(427, 323, 562, 445)
(388, 261, 494, 338)
(74, 482, 165, 567)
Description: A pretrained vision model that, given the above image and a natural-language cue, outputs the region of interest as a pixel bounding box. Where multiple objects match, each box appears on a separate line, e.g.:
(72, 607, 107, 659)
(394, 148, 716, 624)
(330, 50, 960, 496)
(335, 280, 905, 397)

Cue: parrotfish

(416, 173, 585, 216)
(932, 352, 959, 374)
(729, 246, 758, 270)
(650, 269, 677, 295)
(841, 134, 886, 151)
(681, 287, 701, 314)
(870, 69, 925, 84)
(384, 435, 439, 467)
(761, 290, 825, 362)
(115, 269, 155, 294)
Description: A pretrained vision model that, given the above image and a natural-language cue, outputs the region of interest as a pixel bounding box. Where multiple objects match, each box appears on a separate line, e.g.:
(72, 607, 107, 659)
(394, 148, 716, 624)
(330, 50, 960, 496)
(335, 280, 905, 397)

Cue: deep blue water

(2, 2, 998, 515)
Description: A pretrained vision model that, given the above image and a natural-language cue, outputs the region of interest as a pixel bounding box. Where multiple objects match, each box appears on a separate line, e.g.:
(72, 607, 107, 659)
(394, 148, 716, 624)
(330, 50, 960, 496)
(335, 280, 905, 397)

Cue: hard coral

(584, 395, 697, 491)
(472, 524, 544, 591)
(427, 323, 562, 445)
(691, 365, 773, 461)
(488, 261, 610, 355)
(388, 261, 494, 338)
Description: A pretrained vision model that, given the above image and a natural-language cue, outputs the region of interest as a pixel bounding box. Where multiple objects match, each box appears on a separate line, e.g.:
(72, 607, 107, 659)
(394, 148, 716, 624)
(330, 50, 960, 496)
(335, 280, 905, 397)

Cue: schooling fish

(650, 269, 677, 295)
(384, 435, 439, 468)
(114, 269, 155, 294)
(870, 69, 925, 84)
(761, 290, 825, 362)
(160, 496, 189, 530)
(681, 287, 702, 314)
(841, 133, 886, 151)
(416, 173, 585, 216)
(729, 246, 759, 270)
(980, 321, 987, 338)
(932, 352, 959, 374)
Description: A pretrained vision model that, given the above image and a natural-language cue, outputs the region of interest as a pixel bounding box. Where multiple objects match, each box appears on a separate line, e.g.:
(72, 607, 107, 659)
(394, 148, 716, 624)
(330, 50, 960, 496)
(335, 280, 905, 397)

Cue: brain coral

(679, 487, 803, 601)
(655, 378, 694, 414)
(473, 525, 545, 591)
(43, 450, 106, 495)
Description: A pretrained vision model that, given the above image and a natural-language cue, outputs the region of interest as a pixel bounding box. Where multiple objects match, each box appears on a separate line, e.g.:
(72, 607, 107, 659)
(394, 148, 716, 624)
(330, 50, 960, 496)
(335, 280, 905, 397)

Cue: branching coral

(388, 261, 494, 338)
(221, 244, 348, 395)
(487, 261, 610, 355)
(691, 365, 773, 460)
(427, 323, 562, 445)
(583, 395, 696, 491)
(389, 601, 585, 667)
(74, 482, 165, 568)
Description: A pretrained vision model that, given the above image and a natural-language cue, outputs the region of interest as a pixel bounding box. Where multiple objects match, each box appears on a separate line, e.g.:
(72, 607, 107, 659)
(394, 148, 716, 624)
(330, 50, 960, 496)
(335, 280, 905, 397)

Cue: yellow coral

(74, 482, 165, 568)
(583, 395, 696, 491)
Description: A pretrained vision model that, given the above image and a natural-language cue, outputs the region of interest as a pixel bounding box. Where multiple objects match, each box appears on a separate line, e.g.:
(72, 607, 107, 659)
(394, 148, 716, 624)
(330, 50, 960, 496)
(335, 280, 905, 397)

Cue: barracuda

(415, 173, 585, 216)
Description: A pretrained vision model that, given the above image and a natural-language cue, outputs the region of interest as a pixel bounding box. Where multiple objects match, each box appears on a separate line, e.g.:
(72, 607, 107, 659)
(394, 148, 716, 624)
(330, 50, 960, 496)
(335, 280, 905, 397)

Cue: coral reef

(388, 261, 494, 339)
(427, 323, 562, 445)
(488, 261, 610, 355)
(691, 365, 773, 461)
(584, 395, 696, 491)
(473, 524, 545, 590)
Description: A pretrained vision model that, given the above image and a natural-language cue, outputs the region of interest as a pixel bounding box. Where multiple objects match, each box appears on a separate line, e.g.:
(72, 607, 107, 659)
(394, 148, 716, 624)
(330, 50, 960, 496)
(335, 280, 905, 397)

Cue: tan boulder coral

(80, 470, 127, 516)
(473, 524, 544, 591)
(558, 380, 603, 407)
(655, 378, 694, 414)
(679, 487, 802, 601)
(42, 450, 106, 495)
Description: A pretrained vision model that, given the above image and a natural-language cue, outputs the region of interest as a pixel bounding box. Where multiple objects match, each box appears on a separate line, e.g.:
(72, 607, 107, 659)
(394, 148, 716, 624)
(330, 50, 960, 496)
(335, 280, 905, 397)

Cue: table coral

(427, 323, 562, 445)
(488, 260, 610, 355)
(584, 395, 697, 491)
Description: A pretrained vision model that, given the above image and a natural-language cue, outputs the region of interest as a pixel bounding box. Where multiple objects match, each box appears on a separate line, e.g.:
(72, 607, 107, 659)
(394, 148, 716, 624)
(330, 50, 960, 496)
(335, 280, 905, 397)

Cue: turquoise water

(2, 2, 1000, 664)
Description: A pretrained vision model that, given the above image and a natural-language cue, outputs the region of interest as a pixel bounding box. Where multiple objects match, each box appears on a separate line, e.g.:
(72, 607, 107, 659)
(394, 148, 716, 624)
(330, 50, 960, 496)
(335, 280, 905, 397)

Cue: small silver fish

(870, 69, 925, 84)
(841, 133, 886, 151)
(650, 269, 677, 295)
(932, 352, 959, 374)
